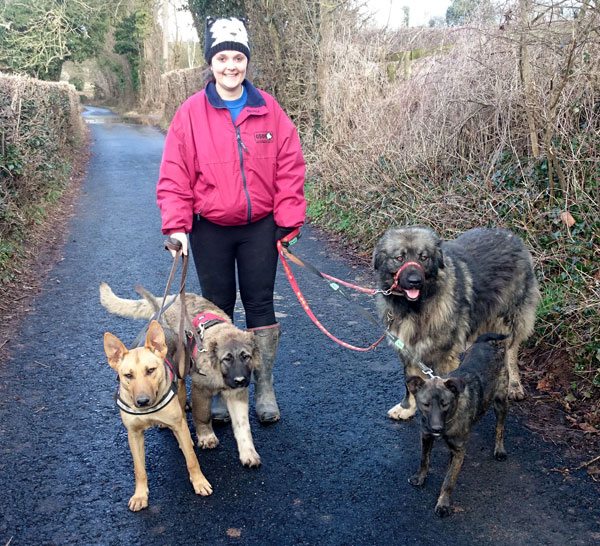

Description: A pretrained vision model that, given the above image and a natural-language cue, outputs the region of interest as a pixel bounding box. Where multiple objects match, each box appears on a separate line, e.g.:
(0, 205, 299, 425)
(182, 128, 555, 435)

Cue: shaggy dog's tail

(99, 281, 157, 319)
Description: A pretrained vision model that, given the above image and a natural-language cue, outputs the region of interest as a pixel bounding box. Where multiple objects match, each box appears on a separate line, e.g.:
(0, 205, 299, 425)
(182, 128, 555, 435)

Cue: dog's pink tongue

(405, 289, 420, 300)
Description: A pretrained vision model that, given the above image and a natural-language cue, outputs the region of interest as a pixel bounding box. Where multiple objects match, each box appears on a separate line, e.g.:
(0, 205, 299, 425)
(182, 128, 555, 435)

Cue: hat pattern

(205, 17, 250, 64)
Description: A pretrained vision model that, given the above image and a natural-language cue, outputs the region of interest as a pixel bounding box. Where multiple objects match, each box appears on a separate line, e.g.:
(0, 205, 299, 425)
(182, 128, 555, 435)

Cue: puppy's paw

(494, 449, 507, 461)
(197, 433, 219, 449)
(434, 502, 453, 518)
(387, 402, 416, 420)
(192, 476, 213, 496)
(508, 381, 525, 400)
(239, 448, 261, 468)
(128, 493, 149, 512)
(408, 473, 426, 487)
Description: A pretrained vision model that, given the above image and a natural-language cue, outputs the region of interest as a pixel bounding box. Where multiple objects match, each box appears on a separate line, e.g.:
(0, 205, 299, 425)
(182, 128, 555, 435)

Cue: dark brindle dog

(373, 226, 540, 421)
(406, 333, 508, 517)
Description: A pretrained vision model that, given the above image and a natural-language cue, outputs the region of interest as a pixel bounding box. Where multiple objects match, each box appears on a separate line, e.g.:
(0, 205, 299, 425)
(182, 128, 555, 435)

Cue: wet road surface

(1, 106, 599, 546)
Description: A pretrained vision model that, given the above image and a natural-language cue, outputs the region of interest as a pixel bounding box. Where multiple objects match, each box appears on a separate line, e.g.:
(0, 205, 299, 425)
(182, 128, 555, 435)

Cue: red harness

(190, 313, 227, 357)
(193, 312, 227, 329)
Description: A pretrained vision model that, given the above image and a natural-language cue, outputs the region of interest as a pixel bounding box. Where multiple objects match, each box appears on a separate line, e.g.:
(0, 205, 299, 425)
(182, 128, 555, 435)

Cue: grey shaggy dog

(373, 226, 540, 421)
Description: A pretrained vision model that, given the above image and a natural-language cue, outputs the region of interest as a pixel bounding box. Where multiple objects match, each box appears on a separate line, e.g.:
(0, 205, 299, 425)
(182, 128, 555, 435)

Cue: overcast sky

(365, 0, 452, 27)
(164, 0, 452, 42)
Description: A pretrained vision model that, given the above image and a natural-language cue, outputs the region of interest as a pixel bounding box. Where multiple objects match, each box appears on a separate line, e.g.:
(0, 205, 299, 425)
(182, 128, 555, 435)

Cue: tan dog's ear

(145, 320, 167, 360)
(104, 333, 128, 370)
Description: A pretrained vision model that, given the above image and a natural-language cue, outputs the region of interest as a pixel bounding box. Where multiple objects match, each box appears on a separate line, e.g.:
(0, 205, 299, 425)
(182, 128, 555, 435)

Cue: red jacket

(157, 80, 306, 234)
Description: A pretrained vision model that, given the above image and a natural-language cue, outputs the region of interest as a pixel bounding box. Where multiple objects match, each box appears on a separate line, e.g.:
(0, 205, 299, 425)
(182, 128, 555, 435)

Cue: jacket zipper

(235, 124, 251, 224)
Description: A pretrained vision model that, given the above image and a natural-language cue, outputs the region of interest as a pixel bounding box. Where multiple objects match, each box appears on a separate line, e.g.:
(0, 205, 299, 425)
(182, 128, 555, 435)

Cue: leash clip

(186, 328, 206, 354)
(194, 323, 208, 353)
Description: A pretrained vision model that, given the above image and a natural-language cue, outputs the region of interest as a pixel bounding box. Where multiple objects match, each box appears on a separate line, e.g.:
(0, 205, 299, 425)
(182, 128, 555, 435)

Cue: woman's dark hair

(204, 70, 216, 85)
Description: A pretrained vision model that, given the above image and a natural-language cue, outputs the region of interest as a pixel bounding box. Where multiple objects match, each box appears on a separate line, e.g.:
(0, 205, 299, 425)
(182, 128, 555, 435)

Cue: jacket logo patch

(255, 131, 274, 143)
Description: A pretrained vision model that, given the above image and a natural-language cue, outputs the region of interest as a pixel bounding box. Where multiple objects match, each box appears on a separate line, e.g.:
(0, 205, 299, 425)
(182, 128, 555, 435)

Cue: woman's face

(211, 50, 248, 100)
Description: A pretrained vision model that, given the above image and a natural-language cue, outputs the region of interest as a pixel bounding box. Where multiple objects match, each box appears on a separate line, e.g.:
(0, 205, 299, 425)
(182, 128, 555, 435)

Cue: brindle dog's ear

(406, 375, 426, 394)
(444, 377, 465, 396)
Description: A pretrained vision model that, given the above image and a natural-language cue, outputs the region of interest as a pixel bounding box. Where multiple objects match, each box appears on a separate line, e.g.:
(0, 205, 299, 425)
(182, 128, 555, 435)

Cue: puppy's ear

(406, 375, 425, 394)
(444, 377, 465, 396)
(205, 338, 221, 369)
(145, 320, 167, 360)
(104, 332, 128, 370)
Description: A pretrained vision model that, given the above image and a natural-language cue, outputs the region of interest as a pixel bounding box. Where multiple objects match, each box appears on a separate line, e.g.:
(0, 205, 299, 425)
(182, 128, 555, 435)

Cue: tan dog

(100, 282, 262, 468)
(103, 320, 212, 511)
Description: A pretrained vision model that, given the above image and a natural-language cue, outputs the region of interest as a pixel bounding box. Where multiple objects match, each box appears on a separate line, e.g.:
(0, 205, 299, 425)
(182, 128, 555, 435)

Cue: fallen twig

(550, 454, 600, 475)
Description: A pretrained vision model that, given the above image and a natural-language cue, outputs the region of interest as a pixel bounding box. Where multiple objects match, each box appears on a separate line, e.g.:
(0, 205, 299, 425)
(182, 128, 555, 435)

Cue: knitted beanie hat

(204, 17, 250, 65)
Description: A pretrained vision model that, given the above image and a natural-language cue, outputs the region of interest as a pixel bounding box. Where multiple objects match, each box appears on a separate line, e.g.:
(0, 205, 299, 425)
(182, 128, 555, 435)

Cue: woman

(156, 16, 306, 424)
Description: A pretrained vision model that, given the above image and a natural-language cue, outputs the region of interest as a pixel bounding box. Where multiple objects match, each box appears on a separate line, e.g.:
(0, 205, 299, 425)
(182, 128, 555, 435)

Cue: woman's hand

(275, 226, 297, 242)
(167, 232, 188, 257)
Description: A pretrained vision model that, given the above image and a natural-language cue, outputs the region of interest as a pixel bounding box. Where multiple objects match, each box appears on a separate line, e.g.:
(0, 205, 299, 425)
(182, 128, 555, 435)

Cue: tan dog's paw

(128, 493, 149, 512)
(192, 476, 213, 496)
(197, 433, 219, 449)
(387, 403, 416, 420)
(240, 448, 261, 468)
(508, 381, 525, 400)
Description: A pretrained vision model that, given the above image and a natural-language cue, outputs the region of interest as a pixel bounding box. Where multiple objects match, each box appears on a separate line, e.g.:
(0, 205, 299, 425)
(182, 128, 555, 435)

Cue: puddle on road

(82, 106, 123, 124)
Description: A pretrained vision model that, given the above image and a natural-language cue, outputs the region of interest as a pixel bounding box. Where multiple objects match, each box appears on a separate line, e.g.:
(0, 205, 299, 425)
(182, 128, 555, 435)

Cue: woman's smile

(212, 51, 248, 100)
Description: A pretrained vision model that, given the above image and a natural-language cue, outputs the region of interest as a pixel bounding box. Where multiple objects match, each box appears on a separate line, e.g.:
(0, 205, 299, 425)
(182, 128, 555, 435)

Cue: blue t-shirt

(223, 85, 248, 122)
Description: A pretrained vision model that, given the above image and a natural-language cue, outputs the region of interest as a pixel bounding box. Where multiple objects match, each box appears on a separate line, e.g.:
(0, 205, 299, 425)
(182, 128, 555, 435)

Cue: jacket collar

(205, 79, 266, 109)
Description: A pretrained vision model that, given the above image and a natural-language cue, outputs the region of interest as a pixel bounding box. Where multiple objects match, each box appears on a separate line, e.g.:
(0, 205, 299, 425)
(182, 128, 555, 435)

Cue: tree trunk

(518, 0, 540, 159)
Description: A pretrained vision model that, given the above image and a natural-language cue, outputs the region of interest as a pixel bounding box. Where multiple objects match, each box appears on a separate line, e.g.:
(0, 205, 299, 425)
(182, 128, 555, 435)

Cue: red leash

(277, 229, 385, 352)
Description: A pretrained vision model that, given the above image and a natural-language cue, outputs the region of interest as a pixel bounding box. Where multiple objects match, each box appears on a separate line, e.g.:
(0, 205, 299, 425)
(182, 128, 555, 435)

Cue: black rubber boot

(210, 393, 230, 424)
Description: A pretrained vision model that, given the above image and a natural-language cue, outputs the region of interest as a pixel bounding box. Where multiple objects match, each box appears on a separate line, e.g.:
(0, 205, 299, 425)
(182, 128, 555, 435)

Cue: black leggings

(189, 214, 279, 328)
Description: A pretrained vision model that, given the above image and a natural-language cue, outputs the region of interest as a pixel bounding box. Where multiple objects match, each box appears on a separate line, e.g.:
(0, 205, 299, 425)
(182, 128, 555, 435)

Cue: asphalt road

(0, 106, 598, 546)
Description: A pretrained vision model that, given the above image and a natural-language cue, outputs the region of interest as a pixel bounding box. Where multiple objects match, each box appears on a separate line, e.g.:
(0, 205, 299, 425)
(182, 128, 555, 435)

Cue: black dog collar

(114, 359, 178, 415)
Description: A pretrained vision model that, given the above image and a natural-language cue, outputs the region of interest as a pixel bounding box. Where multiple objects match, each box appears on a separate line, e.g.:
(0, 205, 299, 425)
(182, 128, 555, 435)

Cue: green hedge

(0, 73, 84, 285)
